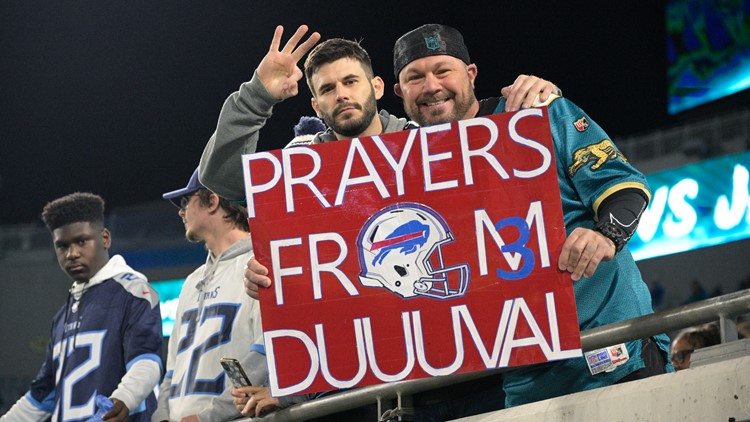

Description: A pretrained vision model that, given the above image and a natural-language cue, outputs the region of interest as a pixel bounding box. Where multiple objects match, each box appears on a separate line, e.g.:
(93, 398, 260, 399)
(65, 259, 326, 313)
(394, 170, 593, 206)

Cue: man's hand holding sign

(242, 109, 582, 396)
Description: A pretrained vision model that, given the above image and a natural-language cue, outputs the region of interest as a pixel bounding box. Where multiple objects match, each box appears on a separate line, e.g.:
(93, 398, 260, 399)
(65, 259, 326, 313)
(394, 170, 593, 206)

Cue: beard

(406, 80, 477, 127)
(319, 88, 378, 138)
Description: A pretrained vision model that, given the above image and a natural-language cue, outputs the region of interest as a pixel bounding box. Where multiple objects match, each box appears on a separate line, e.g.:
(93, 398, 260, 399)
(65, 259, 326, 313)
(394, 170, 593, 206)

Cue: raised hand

(257, 25, 321, 100)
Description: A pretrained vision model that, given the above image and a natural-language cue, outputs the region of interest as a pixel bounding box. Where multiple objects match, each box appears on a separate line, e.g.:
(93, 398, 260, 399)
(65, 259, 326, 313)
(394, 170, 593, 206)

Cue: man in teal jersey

(392, 24, 673, 407)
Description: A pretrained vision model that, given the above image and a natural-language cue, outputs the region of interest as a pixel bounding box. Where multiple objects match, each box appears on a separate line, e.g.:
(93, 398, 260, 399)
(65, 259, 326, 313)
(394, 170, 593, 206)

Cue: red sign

(242, 109, 581, 397)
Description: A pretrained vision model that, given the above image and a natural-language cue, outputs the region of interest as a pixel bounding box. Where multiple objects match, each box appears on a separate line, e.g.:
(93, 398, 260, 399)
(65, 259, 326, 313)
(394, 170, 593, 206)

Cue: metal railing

(241, 289, 750, 421)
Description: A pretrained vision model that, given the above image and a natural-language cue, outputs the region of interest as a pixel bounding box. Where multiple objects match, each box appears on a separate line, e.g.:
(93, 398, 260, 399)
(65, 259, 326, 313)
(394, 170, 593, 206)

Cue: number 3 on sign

(475, 201, 551, 280)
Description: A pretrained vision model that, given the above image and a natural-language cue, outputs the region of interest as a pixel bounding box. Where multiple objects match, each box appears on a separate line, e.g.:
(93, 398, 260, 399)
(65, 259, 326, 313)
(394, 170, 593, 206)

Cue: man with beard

(391, 24, 672, 407)
(198, 25, 559, 202)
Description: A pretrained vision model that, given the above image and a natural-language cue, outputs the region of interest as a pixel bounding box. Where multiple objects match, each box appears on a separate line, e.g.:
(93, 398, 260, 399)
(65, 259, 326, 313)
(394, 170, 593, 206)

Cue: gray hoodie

(199, 71, 415, 201)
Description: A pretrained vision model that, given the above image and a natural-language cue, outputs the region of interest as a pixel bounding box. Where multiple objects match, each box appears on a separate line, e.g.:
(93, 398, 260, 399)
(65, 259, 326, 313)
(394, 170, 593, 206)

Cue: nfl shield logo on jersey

(356, 203, 469, 300)
(573, 117, 590, 132)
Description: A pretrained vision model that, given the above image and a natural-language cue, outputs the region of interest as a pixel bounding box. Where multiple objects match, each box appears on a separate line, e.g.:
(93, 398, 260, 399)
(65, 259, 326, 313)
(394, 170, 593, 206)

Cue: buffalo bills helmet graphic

(357, 203, 469, 299)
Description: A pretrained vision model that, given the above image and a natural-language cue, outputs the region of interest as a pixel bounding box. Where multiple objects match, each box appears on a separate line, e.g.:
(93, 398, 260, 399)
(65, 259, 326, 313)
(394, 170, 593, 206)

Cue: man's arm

(558, 190, 647, 280)
(198, 75, 281, 201)
(105, 359, 161, 422)
(549, 97, 650, 281)
(0, 394, 52, 422)
(106, 286, 163, 421)
(199, 25, 320, 201)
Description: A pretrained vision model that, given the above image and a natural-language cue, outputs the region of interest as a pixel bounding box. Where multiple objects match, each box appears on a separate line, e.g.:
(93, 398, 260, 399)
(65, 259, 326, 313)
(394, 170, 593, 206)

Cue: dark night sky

(0, 0, 716, 224)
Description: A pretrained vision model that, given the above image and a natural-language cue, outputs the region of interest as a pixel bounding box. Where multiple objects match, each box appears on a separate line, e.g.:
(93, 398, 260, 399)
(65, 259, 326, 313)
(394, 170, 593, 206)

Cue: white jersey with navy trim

(155, 237, 264, 422)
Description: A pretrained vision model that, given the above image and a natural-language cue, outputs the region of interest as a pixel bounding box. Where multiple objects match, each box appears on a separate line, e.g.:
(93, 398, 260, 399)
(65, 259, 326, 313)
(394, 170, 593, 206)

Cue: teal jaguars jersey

(485, 96, 672, 406)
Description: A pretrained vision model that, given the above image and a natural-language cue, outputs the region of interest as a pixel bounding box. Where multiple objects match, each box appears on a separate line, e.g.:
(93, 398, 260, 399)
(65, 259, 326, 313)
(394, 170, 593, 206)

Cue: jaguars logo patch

(568, 140, 628, 177)
(573, 117, 589, 132)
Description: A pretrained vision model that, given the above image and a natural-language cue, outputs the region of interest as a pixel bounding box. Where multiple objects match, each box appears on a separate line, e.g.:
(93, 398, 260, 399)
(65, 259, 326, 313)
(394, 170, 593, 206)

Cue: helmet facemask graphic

(357, 203, 469, 299)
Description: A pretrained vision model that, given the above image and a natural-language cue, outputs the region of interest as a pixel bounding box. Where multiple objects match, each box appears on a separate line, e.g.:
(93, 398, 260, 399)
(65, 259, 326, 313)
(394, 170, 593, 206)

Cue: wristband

(594, 221, 626, 253)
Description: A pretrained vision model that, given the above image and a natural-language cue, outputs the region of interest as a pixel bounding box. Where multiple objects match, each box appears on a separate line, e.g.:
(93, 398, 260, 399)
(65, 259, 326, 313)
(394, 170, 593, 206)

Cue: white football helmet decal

(357, 203, 469, 299)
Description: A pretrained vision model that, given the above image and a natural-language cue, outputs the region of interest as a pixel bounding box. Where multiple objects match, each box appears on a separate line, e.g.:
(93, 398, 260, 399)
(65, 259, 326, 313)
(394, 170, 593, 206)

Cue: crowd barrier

(239, 289, 750, 421)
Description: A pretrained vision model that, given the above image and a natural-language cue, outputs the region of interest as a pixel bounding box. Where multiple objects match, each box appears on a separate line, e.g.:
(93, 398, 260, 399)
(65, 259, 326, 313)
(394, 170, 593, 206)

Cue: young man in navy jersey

(1, 192, 162, 422)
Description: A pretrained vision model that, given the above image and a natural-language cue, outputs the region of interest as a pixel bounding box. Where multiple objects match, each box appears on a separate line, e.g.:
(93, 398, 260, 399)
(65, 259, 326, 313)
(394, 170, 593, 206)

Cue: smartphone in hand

(220, 357, 252, 388)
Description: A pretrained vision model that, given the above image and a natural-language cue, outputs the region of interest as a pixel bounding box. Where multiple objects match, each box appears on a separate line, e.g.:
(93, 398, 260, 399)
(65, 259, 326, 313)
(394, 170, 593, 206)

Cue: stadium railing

(239, 288, 750, 421)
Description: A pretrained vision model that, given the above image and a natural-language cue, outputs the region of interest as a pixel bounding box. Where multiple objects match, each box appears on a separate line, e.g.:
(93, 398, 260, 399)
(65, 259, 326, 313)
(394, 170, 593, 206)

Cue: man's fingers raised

(292, 31, 321, 61)
(269, 25, 284, 52)
(282, 25, 309, 54)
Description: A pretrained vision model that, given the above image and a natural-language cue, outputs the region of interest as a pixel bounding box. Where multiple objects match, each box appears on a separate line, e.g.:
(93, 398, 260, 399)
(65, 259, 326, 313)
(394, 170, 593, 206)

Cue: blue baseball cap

(162, 167, 205, 208)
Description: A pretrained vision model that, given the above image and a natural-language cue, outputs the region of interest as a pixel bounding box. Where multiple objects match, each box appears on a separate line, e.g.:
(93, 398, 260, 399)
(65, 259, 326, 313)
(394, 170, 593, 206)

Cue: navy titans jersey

(26, 274, 162, 421)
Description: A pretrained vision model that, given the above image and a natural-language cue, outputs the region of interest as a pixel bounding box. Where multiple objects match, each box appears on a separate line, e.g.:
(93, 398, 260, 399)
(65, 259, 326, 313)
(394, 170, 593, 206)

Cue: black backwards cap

(393, 24, 471, 79)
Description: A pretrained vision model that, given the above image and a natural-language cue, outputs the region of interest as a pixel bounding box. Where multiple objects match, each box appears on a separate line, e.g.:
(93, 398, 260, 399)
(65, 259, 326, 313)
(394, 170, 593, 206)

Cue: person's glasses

(670, 349, 694, 365)
(180, 192, 198, 210)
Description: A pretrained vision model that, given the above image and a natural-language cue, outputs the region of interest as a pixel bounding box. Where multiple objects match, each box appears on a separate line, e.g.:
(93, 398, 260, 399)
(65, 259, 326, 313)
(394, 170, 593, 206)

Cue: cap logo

(424, 35, 441, 50)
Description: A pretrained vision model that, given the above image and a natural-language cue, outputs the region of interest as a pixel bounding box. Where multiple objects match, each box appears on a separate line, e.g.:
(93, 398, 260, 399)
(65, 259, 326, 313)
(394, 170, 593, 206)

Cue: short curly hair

(41, 192, 105, 232)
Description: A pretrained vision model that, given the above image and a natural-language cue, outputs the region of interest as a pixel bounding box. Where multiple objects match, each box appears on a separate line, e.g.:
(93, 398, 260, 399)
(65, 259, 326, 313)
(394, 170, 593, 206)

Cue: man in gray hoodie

(154, 168, 313, 421)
